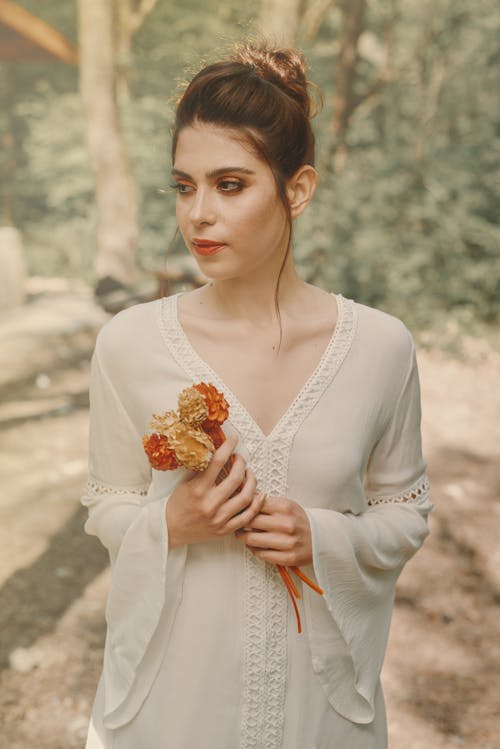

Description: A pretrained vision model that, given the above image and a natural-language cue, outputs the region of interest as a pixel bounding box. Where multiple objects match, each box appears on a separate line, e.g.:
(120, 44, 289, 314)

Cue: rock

(0, 226, 27, 309)
(36, 373, 52, 389)
(68, 714, 90, 739)
(9, 646, 44, 673)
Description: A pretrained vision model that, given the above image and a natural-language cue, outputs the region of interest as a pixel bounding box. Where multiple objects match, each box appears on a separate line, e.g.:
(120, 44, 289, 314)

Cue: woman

(81, 42, 433, 749)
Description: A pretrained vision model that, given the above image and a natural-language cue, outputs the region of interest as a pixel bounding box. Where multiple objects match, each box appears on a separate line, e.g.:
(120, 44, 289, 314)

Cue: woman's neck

(198, 261, 311, 328)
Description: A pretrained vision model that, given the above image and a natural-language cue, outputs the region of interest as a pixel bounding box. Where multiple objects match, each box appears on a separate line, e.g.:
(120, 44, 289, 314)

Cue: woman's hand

(166, 434, 265, 548)
(234, 494, 313, 566)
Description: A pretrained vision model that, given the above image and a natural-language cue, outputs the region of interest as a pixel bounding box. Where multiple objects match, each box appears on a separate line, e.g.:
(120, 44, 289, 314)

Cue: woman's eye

(169, 182, 193, 194)
(218, 180, 243, 193)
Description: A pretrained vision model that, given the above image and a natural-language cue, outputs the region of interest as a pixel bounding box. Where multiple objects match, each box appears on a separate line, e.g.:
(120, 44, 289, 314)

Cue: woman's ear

(286, 165, 317, 218)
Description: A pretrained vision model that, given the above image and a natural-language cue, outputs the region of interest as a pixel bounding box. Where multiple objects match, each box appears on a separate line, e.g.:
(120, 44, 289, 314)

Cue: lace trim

(157, 294, 263, 459)
(276, 294, 357, 439)
(84, 477, 150, 498)
(262, 498, 288, 745)
(240, 440, 289, 749)
(158, 293, 356, 454)
(158, 291, 357, 749)
(366, 474, 430, 507)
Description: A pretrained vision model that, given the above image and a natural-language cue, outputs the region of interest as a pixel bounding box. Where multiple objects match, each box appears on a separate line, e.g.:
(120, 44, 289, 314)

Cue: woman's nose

(190, 188, 216, 226)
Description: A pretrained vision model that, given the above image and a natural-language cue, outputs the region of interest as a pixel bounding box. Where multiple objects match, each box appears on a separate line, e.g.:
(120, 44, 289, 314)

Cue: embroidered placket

(158, 292, 356, 749)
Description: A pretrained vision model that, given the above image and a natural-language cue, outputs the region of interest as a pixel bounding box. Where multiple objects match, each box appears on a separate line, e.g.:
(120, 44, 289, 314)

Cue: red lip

(192, 239, 226, 256)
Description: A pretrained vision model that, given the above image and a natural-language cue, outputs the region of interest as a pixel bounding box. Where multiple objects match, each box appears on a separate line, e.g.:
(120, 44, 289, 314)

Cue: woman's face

(172, 122, 289, 280)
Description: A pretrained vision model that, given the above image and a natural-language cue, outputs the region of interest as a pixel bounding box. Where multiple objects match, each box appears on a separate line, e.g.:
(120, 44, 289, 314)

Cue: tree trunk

(1, 63, 16, 225)
(258, 0, 303, 45)
(78, 0, 139, 286)
(0, 227, 27, 308)
(302, 0, 335, 42)
(329, 0, 398, 173)
(114, 0, 159, 104)
(332, 0, 367, 147)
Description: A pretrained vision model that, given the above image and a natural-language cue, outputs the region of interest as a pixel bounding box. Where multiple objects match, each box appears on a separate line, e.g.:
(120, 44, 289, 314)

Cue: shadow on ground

(0, 506, 108, 671)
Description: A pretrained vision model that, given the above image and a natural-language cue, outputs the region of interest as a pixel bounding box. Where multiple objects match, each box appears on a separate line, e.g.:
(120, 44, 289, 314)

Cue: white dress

(81, 290, 433, 749)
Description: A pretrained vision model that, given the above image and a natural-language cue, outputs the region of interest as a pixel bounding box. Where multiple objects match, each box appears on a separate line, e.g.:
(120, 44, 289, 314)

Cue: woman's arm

(237, 331, 432, 569)
(80, 324, 188, 729)
(80, 343, 155, 562)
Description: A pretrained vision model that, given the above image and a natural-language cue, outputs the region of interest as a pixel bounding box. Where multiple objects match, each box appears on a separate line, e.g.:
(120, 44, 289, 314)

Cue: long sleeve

(81, 348, 154, 562)
(80, 322, 187, 729)
(304, 332, 434, 725)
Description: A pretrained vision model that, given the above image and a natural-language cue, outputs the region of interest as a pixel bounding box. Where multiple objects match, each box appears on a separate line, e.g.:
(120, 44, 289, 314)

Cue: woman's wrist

(165, 499, 182, 549)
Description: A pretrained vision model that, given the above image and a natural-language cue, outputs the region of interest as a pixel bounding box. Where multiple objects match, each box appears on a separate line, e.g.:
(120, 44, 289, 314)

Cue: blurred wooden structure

(154, 255, 208, 299)
(0, 0, 78, 63)
(0, 1, 78, 309)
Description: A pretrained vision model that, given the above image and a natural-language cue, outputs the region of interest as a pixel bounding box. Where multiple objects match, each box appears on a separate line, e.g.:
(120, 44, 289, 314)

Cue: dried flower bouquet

(142, 381, 323, 633)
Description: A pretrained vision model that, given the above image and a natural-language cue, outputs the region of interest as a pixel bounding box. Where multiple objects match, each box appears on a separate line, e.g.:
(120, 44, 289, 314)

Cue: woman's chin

(193, 263, 241, 283)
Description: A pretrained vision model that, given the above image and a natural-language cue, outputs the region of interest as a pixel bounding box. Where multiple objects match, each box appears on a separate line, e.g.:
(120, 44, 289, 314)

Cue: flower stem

(277, 565, 302, 634)
(278, 565, 300, 599)
(289, 566, 324, 596)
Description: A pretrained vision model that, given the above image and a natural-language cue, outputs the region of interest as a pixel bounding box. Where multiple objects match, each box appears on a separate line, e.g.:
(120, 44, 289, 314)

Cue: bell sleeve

(304, 332, 434, 725)
(80, 329, 187, 729)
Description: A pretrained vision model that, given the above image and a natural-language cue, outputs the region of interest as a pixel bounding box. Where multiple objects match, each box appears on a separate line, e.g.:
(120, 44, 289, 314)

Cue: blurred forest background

(1, 0, 499, 333)
(1, 2, 499, 749)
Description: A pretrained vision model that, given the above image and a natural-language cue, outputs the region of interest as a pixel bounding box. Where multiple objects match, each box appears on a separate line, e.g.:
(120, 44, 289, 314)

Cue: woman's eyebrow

(171, 166, 256, 179)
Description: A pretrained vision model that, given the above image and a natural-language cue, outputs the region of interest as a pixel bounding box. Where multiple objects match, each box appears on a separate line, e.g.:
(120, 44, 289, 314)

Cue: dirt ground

(0, 279, 499, 749)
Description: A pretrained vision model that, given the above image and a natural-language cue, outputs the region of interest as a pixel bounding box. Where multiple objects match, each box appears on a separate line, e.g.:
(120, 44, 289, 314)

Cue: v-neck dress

(81, 290, 433, 749)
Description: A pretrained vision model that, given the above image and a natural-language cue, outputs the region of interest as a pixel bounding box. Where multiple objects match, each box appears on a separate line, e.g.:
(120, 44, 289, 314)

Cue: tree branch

(331, 0, 366, 142)
(301, 0, 335, 42)
(414, 58, 446, 166)
(352, 0, 399, 112)
(128, 0, 159, 36)
(258, 0, 302, 45)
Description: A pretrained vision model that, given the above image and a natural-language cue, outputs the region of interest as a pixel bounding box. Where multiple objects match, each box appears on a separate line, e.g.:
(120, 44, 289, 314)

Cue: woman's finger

(237, 530, 294, 550)
(213, 453, 248, 501)
(259, 494, 290, 514)
(199, 433, 239, 487)
(224, 491, 265, 533)
(237, 513, 281, 532)
(216, 467, 257, 520)
(248, 547, 299, 566)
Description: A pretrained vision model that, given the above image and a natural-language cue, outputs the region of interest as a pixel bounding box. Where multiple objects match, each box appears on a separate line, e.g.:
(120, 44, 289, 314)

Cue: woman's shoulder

(349, 297, 415, 365)
(94, 298, 161, 364)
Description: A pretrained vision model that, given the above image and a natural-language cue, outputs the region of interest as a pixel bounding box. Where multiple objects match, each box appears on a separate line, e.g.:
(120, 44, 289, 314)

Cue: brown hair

(172, 41, 320, 353)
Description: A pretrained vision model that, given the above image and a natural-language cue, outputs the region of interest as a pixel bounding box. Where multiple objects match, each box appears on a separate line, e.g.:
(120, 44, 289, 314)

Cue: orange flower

(194, 382, 229, 425)
(142, 433, 180, 470)
(203, 421, 226, 450)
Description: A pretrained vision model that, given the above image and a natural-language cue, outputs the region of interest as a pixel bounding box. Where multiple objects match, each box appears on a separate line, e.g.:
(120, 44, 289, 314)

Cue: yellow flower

(178, 386, 209, 426)
(149, 410, 179, 435)
(167, 421, 215, 471)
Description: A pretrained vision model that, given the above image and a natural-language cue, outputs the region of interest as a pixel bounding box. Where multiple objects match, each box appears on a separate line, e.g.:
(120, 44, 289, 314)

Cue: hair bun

(232, 42, 317, 118)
